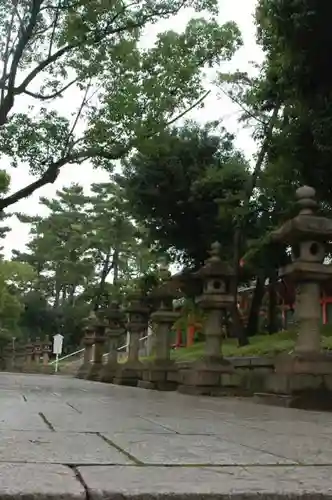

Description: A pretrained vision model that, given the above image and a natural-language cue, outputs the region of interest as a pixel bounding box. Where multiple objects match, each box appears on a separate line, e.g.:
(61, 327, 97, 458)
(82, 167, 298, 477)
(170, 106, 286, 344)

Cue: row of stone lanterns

(76, 241, 239, 395)
(3, 336, 53, 372)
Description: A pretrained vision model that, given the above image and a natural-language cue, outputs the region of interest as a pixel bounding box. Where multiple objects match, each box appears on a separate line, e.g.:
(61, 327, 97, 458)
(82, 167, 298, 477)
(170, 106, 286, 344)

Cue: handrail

(49, 334, 150, 365)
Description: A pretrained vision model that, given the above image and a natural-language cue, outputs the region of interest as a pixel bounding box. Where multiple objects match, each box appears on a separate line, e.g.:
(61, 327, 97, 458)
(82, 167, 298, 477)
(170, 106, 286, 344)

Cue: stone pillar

(24, 339, 34, 372)
(33, 337, 42, 365)
(258, 186, 332, 410)
(42, 335, 52, 372)
(100, 301, 125, 383)
(86, 310, 107, 381)
(113, 290, 149, 387)
(178, 242, 236, 396)
(139, 263, 180, 391)
(76, 312, 96, 379)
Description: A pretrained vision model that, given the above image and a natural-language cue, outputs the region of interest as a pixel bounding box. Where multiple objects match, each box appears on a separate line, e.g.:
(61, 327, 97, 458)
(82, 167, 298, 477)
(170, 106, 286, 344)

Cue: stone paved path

(1, 373, 332, 499)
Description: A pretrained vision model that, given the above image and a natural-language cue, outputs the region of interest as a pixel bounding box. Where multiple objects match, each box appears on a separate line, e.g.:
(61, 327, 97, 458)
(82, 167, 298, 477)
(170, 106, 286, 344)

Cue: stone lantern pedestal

(41, 336, 53, 374)
(113, 292, 149, 387)
(77, 313, 96, 379)
(138, 264, 180, 391)
(258, 186, 332, 410)
(24, 339, 34, 372)
(86, 310, 107, 381)
(33, 337, 42, 366)
(178, 242, 236, 396)
(99, 301, 125, 383)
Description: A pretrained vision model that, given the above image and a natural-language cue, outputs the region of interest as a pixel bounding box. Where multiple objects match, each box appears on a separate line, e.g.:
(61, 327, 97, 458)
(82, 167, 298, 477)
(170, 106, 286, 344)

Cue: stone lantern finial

(159, 258, 171, 281)
(296, 185, 317, 215)
(208, 241, 222, 262)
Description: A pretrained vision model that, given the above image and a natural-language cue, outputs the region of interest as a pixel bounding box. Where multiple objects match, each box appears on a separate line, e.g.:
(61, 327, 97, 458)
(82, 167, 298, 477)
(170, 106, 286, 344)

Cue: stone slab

(46, 413, 175, 434)
(217, 428, 332, 464)
(79, 465, 332, 498)
(0, 463, 84, 499)
(0, 431, 132, 464)
(105, 432, 296, 465)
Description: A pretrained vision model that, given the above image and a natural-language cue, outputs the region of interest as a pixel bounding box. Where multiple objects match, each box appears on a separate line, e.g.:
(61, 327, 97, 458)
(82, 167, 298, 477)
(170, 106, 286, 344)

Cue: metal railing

(49, 334, 149, 366)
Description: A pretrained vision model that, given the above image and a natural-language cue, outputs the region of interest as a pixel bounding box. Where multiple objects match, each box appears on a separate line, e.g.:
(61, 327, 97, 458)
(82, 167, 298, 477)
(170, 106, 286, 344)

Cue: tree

(0, 0, 242, 211)
(119, 121, 250, 268)
(13, 180, 159, 347)
(253, 0, 332, 203)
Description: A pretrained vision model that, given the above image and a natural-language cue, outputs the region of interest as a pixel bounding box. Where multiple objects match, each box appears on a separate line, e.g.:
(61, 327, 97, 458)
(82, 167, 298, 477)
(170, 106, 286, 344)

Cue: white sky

(2, 0, 263, 259)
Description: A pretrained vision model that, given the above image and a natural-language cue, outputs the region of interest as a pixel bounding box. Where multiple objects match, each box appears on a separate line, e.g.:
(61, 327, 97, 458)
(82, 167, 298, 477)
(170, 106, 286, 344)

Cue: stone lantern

(42, 335, 52, 366)
(33, 337, 42, 364)
(260, 186, 332, 409)
(24, 338, 34, 371)
(86, 308, 107, 381)
(113, 289, 149, 386)
(138, 263, 180, 390)
(99, 300, 126, 383)
(178, 242, 236, 395)
(76, 312, 96, 379)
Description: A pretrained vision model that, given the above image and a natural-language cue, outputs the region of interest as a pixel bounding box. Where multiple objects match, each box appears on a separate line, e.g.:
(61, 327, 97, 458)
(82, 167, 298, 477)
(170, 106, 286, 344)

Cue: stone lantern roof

(149, 262, 182, 308)
(83, 311, 96, 334)
(195, 242, 234, 279)
(105, 300, 124, 323)
(272, 186, 332, 244)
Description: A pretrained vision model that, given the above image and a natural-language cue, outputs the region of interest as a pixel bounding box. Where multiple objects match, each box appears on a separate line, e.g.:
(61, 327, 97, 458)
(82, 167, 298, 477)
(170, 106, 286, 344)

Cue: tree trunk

(245, 272, 266, 338)
(228, 104, 280, 346)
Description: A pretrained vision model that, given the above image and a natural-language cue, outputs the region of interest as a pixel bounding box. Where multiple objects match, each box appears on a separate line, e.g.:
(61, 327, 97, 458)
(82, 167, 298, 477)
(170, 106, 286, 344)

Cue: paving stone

(106, 432, 296, 465)
(0, 431, 132, 464)
(220, 430, 332, 464)
(47, 414, 175, 434)
(79, 465, 332, 498)
(0, 463, 85, 499)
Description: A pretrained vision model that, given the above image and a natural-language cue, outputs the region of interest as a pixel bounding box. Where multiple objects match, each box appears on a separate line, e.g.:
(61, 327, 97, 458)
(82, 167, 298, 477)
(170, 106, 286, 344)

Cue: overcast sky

(2, 0, 262, 259)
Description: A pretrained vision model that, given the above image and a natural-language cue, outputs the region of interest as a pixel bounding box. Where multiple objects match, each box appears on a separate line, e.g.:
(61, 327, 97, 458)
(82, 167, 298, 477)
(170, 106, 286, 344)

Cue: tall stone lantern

(24, 338, 34, 371)
(33, 337, 42, 364)
(261, 186, 332, 409)
(99, 301, 126, 383)
(113, 290, 149, 386)
(76, 312, 96, 379)
(138, 263, 181, 391)
(42, 335, 52, 367)
(178, 242, 236, 395)
(86, 308, 107, 381)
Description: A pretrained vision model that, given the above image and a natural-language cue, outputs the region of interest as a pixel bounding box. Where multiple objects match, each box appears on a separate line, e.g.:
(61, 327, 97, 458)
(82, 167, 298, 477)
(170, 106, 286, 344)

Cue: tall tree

(119, 122, 249, 268)
(0, 0, 242, 210)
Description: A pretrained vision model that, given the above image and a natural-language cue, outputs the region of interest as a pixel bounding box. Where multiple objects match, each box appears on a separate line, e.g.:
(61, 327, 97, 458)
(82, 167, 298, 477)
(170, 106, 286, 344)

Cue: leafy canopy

(0, 0, 242, 210)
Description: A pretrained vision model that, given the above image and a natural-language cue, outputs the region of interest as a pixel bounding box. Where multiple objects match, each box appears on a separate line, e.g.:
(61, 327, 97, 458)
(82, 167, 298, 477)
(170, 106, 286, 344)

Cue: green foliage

(254, 0, 332, 203)
(0, 0, 242, 210)
(13, 181, 159, 346)
(170, 327, 332, 360)
(119, 121, 250, 267)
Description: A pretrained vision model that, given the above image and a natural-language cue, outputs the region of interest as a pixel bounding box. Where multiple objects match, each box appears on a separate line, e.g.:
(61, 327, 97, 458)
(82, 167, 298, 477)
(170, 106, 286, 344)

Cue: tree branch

(18, 78, 78, 100)
(0, 146, 127, 211)
(0, 89, 211, 211)
(0, 0, 43, 126)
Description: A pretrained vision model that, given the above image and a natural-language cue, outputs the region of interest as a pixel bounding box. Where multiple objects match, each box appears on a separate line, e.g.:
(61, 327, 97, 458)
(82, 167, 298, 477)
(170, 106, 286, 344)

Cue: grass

(168, 324, 332, 362)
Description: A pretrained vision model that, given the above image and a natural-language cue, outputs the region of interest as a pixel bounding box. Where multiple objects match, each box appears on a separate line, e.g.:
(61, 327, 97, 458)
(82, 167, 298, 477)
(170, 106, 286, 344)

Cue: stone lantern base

(255, 352, 332, 410)
(99, 361, 119, 383)
(76, 362, 92, 379)
(113, 361, 143, 387)
(177, 357, 242, 396)
(137, 360, 178, 391)
(85, 362, 104, 381)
